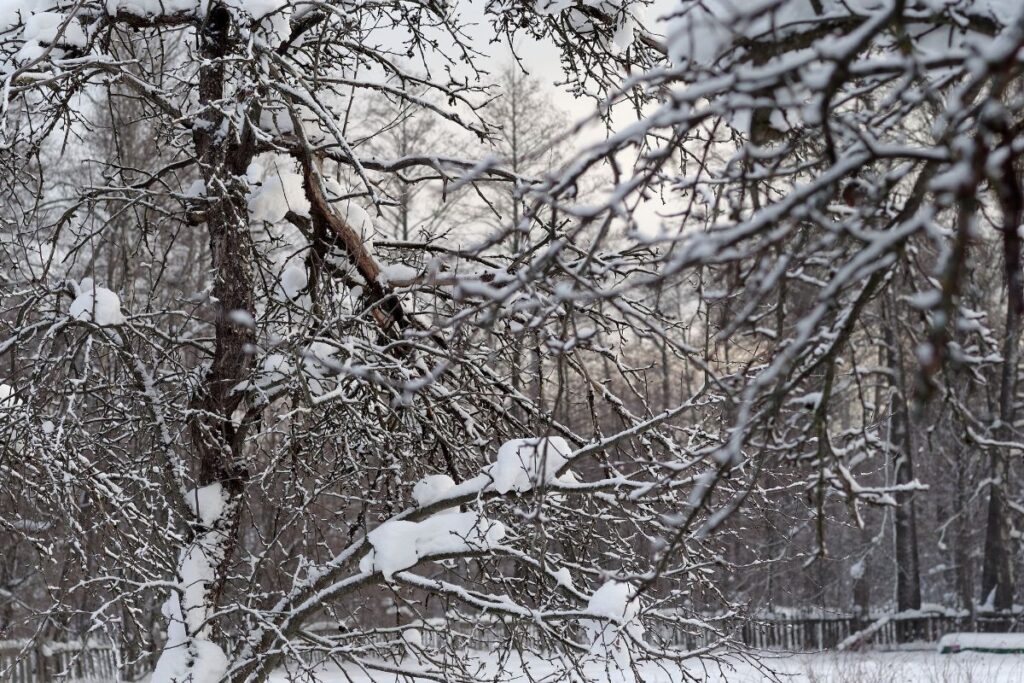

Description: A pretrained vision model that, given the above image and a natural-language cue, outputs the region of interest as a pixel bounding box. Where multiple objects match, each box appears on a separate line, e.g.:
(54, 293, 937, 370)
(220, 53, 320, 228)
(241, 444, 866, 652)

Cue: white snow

(581, 581, 644, 682)
(849, 559, 865, 580)
(938, 632, 1024, 653)
(69, 278, 125, 326)
(487, 437, 573, 494)
(227, 309, 255, 329)
(611, 17, 635, 51)
(338, 200, 373, 237)
(152, 483, 231, 683)
(380, 263, 419, 286)
(359, 520, 418, 580)
(402, 627, 423, 649)
(260, 353, 293, 386)
(359, 512, 505, 580)
(587, 581, 636, 620)
(150, 610, 228, 683)
(22, 11, 86, 48)
(301, 342, 342, 396)
(534, 0, 572, 15)
(789, 392, 822, 409)
(227, 0, 292, 44)
(279, 264, 308, 301)
(247, 161, 310, 223)
(411, 474, 456, 507)
(186, 483, 228, 528)
(184, 179, 206, 197)
(267, 650, 1024, 682)
(667, 0, 1023, 69)
(0, 383, 17, 409)
(247, 344, 340, 396)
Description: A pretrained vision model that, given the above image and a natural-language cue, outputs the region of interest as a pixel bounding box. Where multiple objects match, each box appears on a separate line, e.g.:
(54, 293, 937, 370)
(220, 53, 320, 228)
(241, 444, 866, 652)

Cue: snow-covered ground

(266, 650, 1024, 682)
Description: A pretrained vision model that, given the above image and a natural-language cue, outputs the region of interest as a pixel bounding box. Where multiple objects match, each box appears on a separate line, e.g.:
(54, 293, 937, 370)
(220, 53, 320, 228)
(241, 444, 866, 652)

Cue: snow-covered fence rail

(305, 611, 1021, 656)
(304, 611, 1020, 656)
(3, 611, 1018, 681)
(738, 613, 1019, 651)
(299, 610, 1019, 659)
(0, 641, 121, 683)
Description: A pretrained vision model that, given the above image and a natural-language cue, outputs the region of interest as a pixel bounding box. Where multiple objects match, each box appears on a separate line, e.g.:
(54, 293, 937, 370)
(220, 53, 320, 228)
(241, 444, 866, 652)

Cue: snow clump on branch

(487, 436, 574, 494)
(359, 512, 506, 580)
(69, 278, 125, 326)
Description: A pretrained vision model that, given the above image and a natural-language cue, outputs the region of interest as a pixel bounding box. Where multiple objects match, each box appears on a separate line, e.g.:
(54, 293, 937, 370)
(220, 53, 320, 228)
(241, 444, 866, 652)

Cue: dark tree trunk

(884, 304, 921, 635)
(953, 447, 975, 621)
(851, 499, 873, 631)
(187, 0, 257, 605)
(980, 295, 1017, 613)
(981, 141, 1022, 614)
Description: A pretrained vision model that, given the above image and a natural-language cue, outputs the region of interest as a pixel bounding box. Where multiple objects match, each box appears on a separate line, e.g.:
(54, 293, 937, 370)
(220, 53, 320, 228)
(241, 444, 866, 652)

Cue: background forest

(0, 0, 1023, 681)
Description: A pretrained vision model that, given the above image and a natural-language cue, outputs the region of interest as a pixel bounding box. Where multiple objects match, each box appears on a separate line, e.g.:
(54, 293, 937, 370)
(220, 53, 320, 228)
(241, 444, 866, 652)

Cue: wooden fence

(731, 613, 1018, 651)
(0, 642, 119, 683)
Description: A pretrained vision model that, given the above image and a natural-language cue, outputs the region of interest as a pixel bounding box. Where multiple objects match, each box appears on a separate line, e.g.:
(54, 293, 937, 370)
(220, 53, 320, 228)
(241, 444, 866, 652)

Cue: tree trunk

(980, 147, 1022, 614)
(953, 446, 975, 622)
(152, 5, 256, 680)
(980, 299, 1017, 612)
(884, 304, 921, 637)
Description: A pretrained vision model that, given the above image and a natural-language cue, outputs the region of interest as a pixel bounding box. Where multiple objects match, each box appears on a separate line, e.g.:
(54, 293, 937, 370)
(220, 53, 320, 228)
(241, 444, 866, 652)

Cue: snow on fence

(306, 611, 1021, 656)
(735, 613, 1019, 652)
(2, 612, 1019, 681)
(393, 611, 1021, 653)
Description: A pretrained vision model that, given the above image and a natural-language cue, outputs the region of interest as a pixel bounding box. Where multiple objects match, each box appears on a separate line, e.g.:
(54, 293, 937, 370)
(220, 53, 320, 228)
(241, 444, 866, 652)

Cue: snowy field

(265, 650, 1024, 682)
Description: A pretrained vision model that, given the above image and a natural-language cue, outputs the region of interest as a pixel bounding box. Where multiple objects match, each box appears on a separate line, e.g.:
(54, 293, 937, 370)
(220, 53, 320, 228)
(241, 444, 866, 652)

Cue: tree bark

(980, 256, 1019, 613)
(883, 301, 921, 634)
(154, 8, 257, 681)
(189, 0, 255, 529)
(980, 133, 1022, 614)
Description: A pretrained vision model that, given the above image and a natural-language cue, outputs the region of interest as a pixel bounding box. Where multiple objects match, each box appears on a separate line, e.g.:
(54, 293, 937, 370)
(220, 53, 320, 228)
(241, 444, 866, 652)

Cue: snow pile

(359, 512, 505, 580)
(184, 179, 206, 197)
(258, 353, 293, 389)
(151, 483, 231, 683)
(187, 483, 229, 527)
(227, 309, 255, 329)
(487, 437, 573, 494)
(279, 264, 308, 301)
(380, 263, 419, 286)
(402, 627, 423, 650)
(69, 278, 125, 326)
(412, 474, 456, 507)
(337, 200, 373, 238)
(247, 161, 310, 223)
(938, 632, 1024, 654)
(275, 263, 312, 311)
(582, 581, 644, 682)
(301, 342, 342, 392)
(0, 383, 18, 410)
(22, 10, 86, 50)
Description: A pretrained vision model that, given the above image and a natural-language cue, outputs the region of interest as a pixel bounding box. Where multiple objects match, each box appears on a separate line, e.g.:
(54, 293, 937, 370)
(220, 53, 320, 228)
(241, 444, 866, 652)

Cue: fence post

(34, 645, 51, 683)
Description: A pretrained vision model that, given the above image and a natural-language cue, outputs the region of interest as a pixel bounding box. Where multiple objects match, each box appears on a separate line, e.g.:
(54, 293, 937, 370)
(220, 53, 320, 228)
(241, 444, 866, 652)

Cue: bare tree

(2, 1, 1024, 681)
